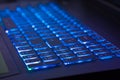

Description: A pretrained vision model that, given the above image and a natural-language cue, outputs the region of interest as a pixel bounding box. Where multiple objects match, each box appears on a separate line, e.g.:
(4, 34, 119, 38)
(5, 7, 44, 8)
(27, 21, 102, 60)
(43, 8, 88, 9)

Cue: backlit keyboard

(0, 3, 120, 71)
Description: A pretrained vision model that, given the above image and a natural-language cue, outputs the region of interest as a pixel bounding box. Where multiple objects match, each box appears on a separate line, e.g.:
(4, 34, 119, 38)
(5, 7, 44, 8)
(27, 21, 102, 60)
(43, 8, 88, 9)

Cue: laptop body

(0, 0, 120, 80)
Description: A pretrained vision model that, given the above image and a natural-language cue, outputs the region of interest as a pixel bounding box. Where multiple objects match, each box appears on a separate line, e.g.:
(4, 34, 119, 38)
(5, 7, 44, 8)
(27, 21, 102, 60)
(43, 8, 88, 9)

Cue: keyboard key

(59, 53, 75, 59)
(33, 43, 48, 49)
(109, 47, 120, 53)
(78, 36, 93, 44)
(24, 58, 41, 64)
(68, 43, 83, 49)
(22, 54, 38, 59)
(62, 57, 78, 65)
(17, 46, 33, 52)
(46, 38, 61, 47)
(38, 52, 54, 57)
(92, 49, 109, 55)
(75, 50, 92, 56)
(55, 49, 71, 55)
(72, 47, 87, 53)
(41, 55, 58, 63)
(27, 61, 42, 69)
(29, 38, 44, 45)
(25, 60, 41, 66)
(20, 50, 36, 56)
(62, 38, 77, 44)
(36, 47, 52, 53)
(13, 41, 29, 47)
(78, 54, 94, 62)
(98, 53, 113, 60)
(24, 34, 39, 40)
(2, 17, 17, 29)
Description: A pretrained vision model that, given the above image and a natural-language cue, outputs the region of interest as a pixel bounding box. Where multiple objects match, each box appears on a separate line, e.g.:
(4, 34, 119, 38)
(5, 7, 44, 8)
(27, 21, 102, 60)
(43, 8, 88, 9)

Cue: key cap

(109, 47, 120, 53)
(12, 38, 26, 43)
(62, 38, 77, 44)
(59, 53, 75, 59)
(54, 45, 68, 51)
(27, 61, 42, 70)
(2, 17, 17, 29)
(24, 57, 40, 63)
(13, 41, 29, 47)
(43, 59, 61, 66)
(92, 49, 109, 55)
(29, 38, 44, 45)
(25, 60, 41, 66)
(62, 57, 78, 65)
(35, 47, 52, 53)
(91, 34, 105, 42)
(98, 53, 113, 60)
(22, 53, 38, 59)
(46, 38, 61, 47)
(66, 27, 81, 31)
(17, 46, 32, 52)
(20, 50, 36, 56)
(78, 36, 93, 44)
(33, 43, 48, 49)
(85, 41, 99, 46)
(38, 52, 54, 57)
(75, 50, 92, 56)
(68, 43, 84, 49)
(59, 35, 73, 40)
(22, 30, 37, 35)
(41, 55, 58, 63)
(9, 34, 24, 39)
(24, 34, 39, 40)
(72, 47, 87, 53)
(55, 49, 71, 55)
(7, 28, 21, 34)
(50, 27, 64, 31)
(88, 45, 104, 50)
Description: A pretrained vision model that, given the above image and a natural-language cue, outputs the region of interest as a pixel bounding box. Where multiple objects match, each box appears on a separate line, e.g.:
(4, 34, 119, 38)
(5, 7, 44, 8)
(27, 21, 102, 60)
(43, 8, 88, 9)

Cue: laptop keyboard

(0, 3, 120, 71)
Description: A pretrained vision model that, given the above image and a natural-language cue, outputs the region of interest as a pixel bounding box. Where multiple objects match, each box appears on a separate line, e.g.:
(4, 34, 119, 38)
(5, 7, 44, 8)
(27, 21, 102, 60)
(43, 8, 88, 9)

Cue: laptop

(0, 0, 120, 80)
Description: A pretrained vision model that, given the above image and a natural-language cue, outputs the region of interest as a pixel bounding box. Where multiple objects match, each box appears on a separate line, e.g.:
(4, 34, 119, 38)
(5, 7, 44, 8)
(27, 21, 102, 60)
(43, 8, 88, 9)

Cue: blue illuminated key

(62, 57, 78, 65)
(62, 38, 77, 45)
(46, 38, 61, 47)
(28, 38, 44, 45)
(20, 50, 36, 56)
(78, 35, 94, 44)
(98, 53, 113, 60)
